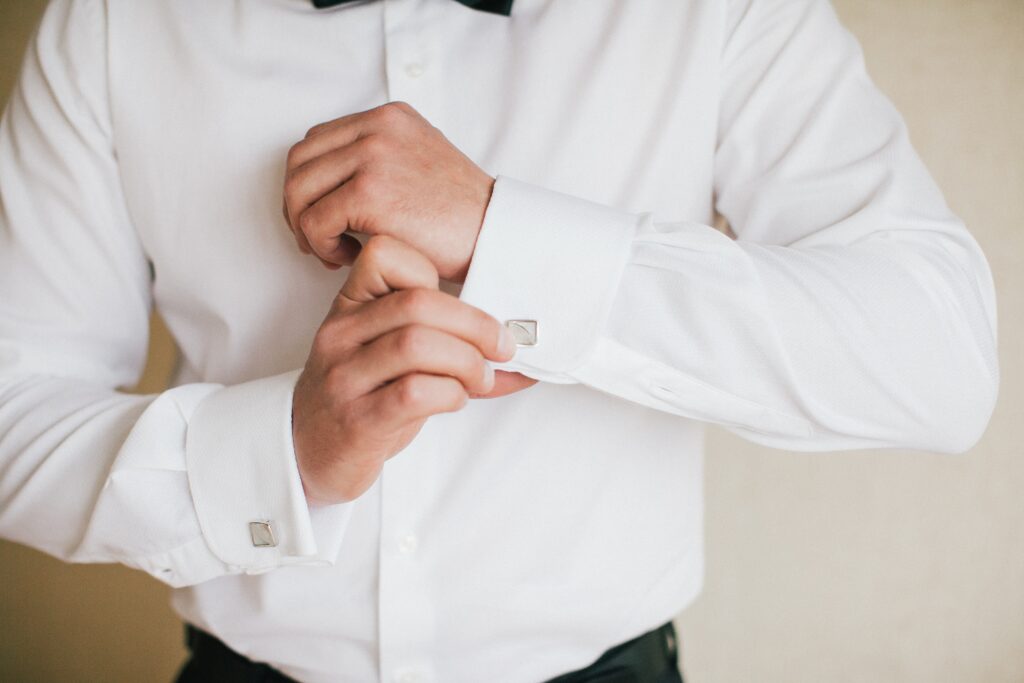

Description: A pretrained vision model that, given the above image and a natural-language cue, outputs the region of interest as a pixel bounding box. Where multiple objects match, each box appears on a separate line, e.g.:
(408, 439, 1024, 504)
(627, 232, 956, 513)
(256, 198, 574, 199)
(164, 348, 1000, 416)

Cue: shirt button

(404, 62, 426, 78)
(395, 670, 421, 683)
(398, 533, 418, 555)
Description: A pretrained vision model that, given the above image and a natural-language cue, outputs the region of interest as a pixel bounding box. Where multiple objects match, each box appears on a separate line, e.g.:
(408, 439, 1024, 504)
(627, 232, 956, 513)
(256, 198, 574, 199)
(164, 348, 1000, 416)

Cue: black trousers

(177, 621, 684, 683)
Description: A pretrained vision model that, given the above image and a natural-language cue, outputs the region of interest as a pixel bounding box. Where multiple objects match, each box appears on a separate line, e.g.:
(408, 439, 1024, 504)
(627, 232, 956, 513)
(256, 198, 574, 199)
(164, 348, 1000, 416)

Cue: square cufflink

(249, 521, 277, 548)
(505, 320, 538, 346)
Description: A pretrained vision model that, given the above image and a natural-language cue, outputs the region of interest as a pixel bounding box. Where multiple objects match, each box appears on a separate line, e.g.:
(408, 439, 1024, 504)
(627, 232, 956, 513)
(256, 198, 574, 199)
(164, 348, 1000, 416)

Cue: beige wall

(1, 1, 1021, 681)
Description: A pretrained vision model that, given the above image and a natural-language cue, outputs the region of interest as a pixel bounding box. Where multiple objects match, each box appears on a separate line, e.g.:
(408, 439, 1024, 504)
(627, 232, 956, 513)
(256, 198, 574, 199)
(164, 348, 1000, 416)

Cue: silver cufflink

(505, 320, 538, 346)
(249, 521, 277, 548)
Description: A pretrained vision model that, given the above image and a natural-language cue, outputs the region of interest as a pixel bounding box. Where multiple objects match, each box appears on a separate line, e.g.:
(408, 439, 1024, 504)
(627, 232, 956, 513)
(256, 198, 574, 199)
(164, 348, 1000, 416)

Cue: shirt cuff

(459, 176, 640, 381)
(185, 370, 352, 573)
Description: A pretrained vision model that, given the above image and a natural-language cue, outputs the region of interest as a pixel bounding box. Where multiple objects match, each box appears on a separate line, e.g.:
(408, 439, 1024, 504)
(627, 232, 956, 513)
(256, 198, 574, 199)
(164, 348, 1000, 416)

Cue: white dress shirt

(0, 0, 998, 681)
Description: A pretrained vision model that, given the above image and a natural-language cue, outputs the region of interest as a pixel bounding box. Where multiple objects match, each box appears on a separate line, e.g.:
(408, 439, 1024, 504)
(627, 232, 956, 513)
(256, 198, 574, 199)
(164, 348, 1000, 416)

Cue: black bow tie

(312, 0, 513, 16)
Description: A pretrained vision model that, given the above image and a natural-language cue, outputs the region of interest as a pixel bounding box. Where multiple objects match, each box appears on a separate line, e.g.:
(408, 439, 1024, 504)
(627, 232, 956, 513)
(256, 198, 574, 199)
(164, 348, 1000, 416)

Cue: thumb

(473, 370, 539, 399)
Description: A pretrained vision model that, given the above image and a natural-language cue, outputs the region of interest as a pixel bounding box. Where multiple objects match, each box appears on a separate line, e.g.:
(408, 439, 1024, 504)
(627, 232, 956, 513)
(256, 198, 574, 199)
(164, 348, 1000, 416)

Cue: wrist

(452, 173, 495, 283)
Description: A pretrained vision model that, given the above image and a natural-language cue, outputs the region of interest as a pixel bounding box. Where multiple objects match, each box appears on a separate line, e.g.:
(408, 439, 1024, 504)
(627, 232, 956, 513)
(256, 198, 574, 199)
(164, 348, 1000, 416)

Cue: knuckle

(475, 312, 501, 353)
(345, 172, 374, 201)
(311, 322, 339, 358)
(359, 133, 390, 158)
(333, 290, 359, 314)
(286, 140, 307, 168)
(468, 352, 487, 381)
(310, 335, 330, 362)
(323, 364, 352, 399)
(305, 122, 327, 138)
(376, 101, 408, 125)
(360, 235, 391, 265)
(394, 324, 429, 359)
(442, 379, 469, 411)
(397, 288, 433, 320)
(282, 171, 303, 201)
(395, 374, 427, 408)
(298, 208, 318, 234)
(455, 344, 481, 376)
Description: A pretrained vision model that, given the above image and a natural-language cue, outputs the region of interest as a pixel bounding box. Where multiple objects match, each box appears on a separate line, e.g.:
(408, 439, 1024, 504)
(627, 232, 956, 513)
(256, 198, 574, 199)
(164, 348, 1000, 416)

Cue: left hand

(283, 101, 494, 282)
(337, 234, 538, 401)
(292, 234, 535, 505)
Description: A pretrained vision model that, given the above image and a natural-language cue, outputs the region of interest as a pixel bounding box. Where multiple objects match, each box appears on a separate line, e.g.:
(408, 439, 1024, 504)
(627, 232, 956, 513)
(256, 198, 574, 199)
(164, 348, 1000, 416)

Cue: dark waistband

(546, 621, 679, 683)
(181, 621, 680, 683)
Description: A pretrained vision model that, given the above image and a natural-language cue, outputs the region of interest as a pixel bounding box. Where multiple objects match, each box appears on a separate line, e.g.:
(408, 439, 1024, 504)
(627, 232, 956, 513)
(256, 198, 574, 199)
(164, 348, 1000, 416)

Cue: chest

(105, 0, 723, 379)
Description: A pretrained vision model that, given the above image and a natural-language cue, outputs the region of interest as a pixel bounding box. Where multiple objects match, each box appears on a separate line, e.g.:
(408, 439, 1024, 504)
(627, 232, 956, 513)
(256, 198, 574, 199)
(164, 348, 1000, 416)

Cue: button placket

(378, 2, 447, 679)
(378, 450, 437, 682)
(394, 668, 422, 683)
(398, 532, 419, 555)
(383, 0, 443, 119)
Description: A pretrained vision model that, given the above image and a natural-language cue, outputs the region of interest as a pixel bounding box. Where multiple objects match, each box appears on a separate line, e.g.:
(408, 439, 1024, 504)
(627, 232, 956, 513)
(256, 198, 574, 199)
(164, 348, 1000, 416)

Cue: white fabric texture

(0, 0, 997, 681)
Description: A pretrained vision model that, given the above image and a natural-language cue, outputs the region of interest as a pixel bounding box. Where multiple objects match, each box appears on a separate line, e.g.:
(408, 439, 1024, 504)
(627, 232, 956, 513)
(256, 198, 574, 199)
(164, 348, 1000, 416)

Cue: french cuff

(185, 370, 352, 574)
(459, 176, 641, 380)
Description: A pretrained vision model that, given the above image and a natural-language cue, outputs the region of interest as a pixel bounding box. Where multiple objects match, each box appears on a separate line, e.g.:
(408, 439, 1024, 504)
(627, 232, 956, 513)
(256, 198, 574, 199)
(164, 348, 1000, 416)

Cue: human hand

(292, 236, 536, 505)
(283, 101, 493, 282)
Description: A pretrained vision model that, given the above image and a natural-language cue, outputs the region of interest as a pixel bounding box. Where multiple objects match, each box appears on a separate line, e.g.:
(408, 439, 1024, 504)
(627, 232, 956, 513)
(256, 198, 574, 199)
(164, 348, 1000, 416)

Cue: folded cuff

(459, 176, 640, 380)
(185, 370, 352, 573)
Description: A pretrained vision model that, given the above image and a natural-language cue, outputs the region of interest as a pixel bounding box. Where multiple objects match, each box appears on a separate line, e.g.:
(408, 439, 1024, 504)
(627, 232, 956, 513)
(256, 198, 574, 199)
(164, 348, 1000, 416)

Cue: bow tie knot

(312, 0, 513, 16)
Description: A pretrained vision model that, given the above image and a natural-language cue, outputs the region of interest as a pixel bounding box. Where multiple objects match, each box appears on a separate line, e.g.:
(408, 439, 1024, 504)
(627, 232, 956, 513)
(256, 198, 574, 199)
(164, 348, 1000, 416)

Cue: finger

(299, 222, 347, 269)
(303, 101, 415, 142)
(296, 177, 369, 266)
(331, 233, 363, 268)
(282, 197, 312, 253)
(353, 372, 468, 432)
(287, 101, 412, 171)
(287, 114, 366, 174)
(326, 288, 517, 363)
(284, 193, 348, 269)
(297, 232, 360, 270)
(344, 324, 494, 397)
(475, 371, 540, 399)
(282, 199, 305, 249)
(284, 136, 374, 232)
(338, 235, 438, 310)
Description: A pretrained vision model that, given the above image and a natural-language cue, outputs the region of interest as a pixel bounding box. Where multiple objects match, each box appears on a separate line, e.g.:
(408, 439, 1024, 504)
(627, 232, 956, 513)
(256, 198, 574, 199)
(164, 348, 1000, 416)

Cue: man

(0, 0, 998, 682)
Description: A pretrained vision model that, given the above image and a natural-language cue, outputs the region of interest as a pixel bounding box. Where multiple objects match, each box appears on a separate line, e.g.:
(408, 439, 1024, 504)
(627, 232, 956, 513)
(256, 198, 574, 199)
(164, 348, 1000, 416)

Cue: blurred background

(1, 1, 1022, 681)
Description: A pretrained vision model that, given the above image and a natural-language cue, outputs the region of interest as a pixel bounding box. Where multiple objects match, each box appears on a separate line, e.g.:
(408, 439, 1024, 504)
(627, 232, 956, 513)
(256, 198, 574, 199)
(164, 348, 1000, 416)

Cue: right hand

(292, 235, 528, 506)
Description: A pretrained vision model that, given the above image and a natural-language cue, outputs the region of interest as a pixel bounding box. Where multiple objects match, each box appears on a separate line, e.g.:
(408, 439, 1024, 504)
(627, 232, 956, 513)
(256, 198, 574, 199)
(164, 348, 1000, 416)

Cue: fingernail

(482, 362, 495, 391)
(497, 325, 517, 360)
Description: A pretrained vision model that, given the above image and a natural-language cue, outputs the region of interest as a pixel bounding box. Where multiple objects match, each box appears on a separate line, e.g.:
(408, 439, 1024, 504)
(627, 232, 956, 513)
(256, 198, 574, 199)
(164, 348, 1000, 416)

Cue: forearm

(459, 178, 998, 453)
(588, 220, 997, 451)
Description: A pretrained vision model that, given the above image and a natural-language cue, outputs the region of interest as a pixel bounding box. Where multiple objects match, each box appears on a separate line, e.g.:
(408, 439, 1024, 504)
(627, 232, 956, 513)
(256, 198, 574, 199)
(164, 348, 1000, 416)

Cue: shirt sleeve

(0, 0, 351, 588)
(459, 0, 999, 454)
